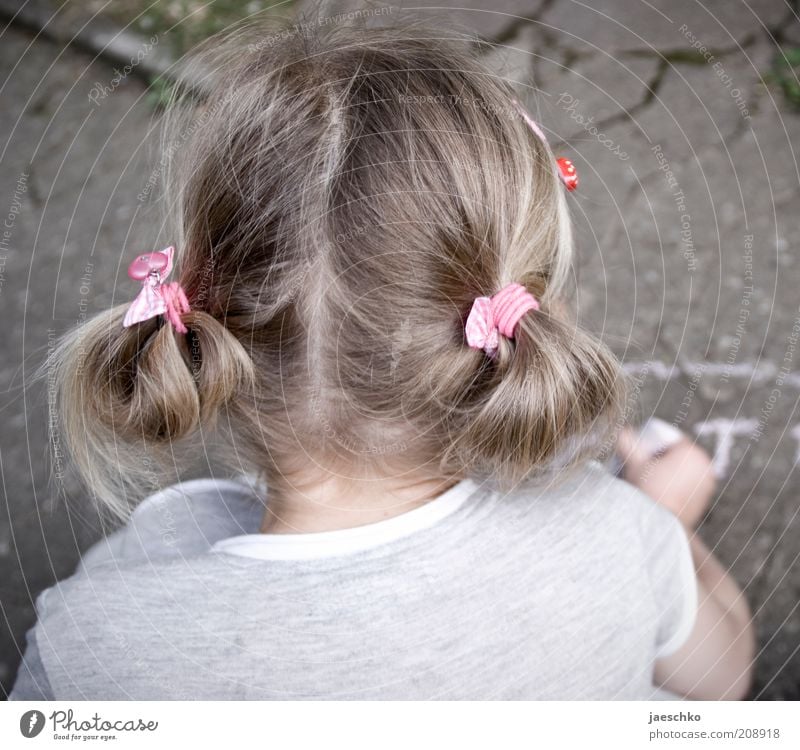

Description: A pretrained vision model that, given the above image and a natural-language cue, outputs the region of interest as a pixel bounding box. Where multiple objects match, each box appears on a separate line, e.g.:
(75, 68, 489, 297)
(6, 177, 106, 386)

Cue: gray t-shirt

(10, 460, 696, 700)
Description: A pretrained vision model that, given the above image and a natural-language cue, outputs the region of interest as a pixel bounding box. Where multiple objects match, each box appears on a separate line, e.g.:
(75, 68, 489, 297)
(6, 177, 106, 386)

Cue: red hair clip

(512, 99, 579, 192)
(556, 157, 578, 191)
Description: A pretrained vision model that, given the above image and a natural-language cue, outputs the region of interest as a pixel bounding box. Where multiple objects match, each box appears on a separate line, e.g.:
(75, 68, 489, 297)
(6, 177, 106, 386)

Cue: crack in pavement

(554, 56, 670, 146)
(474, 0, 557, 50)
(765, 0, 800, 48)
(622, 32, 759, 65)
(554, 33, 764, 150)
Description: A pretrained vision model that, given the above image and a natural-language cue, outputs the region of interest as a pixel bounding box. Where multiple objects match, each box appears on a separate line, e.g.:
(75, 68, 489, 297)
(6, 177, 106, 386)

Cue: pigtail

(438, 303, 626, 490)
(43, 304, 255, 518)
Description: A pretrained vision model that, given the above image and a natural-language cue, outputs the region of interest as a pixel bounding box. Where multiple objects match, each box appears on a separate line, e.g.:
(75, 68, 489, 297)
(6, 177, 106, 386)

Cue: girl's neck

(259, 469, 460, 534)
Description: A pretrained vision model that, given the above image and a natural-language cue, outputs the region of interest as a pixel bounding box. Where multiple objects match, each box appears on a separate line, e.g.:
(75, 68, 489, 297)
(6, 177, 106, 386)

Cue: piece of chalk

(635, 417, 685, 458)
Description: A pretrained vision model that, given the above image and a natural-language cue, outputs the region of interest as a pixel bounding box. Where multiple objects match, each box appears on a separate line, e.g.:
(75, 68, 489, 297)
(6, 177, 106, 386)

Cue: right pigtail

(43, 305, 255, 518)
(439, 303, 626, 491)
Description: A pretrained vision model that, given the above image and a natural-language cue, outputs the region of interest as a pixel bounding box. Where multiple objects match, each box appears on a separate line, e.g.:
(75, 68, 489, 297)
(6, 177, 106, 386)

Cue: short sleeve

(636, 499, 698, 659)
(76, 477, 265, 573)
(8, 590, 55, 700)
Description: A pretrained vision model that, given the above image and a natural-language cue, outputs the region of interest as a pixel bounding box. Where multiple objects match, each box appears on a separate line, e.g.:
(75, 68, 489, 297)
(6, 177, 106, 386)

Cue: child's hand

(619, 420, 756, 700)
(616, 423, 717, 529)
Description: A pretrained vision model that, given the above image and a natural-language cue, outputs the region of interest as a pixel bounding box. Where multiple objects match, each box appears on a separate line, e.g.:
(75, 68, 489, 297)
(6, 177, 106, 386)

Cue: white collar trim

(211, 477, 482, 560)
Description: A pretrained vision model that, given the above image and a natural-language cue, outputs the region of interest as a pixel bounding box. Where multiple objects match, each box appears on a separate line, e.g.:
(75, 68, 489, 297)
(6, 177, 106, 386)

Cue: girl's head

(51, 22, 625, 516)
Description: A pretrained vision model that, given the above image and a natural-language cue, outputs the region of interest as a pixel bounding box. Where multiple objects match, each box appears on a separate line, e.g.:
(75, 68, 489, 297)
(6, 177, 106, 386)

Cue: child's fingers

(631, 441, 717, 527)
(616, 419, 687, 478)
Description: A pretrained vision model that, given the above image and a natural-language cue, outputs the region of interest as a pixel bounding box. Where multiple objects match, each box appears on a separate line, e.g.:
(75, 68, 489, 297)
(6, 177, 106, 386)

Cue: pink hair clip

(465, 282, 540, 357)
(122, 245, 190, 334)
(511, 98, 579, 192)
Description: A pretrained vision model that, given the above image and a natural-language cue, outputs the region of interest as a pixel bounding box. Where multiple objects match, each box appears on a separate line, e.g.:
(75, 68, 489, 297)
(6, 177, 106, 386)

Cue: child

(11, 23, 754, 700)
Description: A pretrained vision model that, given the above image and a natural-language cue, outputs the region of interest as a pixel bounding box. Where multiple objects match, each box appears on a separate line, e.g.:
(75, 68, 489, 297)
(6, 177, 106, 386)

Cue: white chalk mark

(622, 360, 800, 389)
(693, 418, 759, 478)
(791, 425, 800, 466)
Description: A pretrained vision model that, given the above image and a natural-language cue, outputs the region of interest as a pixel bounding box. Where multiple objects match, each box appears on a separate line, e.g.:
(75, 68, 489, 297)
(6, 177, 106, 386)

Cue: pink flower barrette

(465, 282, 540, 357)
(511, 98, 579, 192)
(122, 245, 191, 334)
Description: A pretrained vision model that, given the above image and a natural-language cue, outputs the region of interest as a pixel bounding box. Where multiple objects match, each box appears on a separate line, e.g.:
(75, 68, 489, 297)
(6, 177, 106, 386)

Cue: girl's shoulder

(78, 474, 266, 571)
(509, 458, 669, 531)
(505, 459, 693, 594)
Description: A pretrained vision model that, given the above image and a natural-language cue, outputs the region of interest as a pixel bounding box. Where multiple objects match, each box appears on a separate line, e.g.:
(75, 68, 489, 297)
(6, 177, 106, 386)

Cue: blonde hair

(47, 20, 626, 518)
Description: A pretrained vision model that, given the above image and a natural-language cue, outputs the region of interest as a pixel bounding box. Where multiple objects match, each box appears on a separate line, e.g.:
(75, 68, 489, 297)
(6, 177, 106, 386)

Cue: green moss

(67, 0, 294, 58)
(145, 74, 177, 111)
(768, 46, 800, 110)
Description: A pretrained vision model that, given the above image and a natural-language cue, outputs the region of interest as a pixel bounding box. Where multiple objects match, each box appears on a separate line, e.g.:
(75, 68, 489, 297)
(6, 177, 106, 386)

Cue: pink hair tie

(465, 282, 539, 357)
(122, 245, 191, 334)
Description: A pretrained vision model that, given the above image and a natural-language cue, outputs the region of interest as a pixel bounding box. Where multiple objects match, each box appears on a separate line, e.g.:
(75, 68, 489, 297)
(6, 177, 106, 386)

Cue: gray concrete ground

(1, 0, 799, 699)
